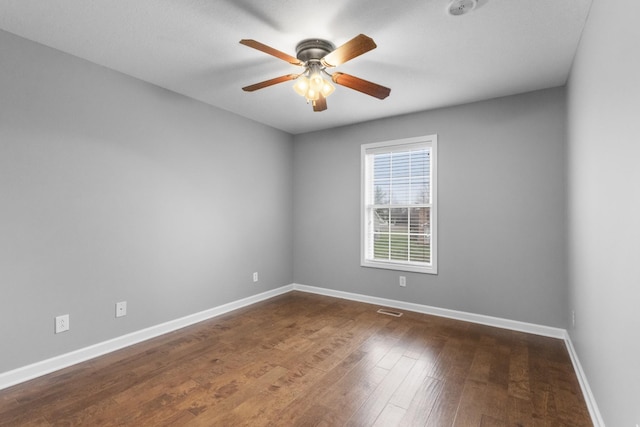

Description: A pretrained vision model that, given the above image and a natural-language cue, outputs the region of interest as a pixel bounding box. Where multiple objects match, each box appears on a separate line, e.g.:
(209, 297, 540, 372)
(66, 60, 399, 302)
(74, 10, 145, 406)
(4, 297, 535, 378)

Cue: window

(361, 135, 437, 274)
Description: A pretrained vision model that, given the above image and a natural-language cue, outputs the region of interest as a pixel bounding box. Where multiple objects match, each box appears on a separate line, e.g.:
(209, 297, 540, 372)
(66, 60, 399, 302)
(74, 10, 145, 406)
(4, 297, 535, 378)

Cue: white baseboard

(292, 283, 566, 338)
(0, 282, 604, 426)
(0, 285, 293, 391)
(563, 332, 606, 427)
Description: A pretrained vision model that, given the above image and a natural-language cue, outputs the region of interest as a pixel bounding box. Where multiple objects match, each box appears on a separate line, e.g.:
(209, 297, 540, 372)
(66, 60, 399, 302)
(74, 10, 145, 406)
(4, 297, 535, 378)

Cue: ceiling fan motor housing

(295, 39, 335, 63)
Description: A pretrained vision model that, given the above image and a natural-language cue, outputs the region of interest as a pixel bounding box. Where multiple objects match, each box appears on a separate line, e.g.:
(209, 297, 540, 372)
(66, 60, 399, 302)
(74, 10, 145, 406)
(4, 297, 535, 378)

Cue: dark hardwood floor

(0, 291, 592, 426)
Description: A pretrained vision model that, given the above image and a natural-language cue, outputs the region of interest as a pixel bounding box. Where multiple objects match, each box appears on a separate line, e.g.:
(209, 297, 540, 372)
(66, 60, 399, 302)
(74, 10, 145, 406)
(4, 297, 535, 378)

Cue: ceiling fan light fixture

(294, 62, 334, 103)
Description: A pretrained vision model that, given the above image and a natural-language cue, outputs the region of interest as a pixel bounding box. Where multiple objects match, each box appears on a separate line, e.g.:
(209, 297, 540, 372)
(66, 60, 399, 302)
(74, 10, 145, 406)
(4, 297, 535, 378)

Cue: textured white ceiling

(0, 0, 592, 134)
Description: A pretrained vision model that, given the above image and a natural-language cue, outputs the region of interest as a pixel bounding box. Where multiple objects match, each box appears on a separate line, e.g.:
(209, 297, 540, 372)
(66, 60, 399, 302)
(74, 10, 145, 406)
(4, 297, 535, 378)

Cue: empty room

(0, 0, 638, 425)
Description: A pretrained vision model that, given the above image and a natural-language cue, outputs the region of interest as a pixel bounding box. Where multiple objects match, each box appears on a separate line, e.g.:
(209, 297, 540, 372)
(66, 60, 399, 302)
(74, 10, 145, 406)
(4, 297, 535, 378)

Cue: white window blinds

(361, 135, 437, 274)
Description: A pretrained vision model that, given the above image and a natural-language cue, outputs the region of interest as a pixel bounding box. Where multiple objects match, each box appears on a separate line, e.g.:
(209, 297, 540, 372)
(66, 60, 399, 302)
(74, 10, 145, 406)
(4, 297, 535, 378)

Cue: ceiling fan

(240, 34, 391, 112)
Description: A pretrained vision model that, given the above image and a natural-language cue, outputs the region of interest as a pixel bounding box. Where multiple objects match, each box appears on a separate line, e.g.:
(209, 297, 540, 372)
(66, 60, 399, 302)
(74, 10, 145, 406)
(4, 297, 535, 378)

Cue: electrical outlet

(116, 301, 127, 318)
(253, 272, 258, 282)
(55, 314, 70, 334)
(399, 276, 406, 287)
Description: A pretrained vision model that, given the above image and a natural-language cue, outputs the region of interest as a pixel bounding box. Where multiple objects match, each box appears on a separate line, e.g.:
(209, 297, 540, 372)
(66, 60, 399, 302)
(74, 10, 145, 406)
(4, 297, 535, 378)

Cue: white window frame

(360, 135, 438, 274)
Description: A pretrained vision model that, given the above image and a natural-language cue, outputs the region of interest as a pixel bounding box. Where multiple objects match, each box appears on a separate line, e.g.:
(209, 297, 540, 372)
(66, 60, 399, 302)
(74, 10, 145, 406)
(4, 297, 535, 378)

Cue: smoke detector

(447, 0, 477, 16)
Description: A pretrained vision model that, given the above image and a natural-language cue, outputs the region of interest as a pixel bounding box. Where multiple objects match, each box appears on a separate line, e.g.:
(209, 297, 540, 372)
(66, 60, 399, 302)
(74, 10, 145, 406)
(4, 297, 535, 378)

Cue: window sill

(361, 260, 437, 275)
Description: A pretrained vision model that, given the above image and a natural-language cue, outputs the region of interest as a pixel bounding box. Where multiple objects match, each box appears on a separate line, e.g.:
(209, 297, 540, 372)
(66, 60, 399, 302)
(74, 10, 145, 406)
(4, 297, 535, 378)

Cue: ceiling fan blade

(239, 39, 303, 66)
(321, 34, 377, 68)
(242, 74, 299, 92)
(331, 72, 391, 100)
(313, 94, 327, 112)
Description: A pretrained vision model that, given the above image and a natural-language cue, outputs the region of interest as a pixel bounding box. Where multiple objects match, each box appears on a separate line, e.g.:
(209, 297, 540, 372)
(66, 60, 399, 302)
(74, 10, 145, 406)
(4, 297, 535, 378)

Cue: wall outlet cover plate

(116, 301, 127, 318)
(55, 314, 70, 334)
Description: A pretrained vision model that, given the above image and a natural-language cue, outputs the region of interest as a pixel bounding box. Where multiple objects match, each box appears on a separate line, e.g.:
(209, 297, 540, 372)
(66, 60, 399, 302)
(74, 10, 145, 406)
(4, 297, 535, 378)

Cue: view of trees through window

(369, 148, 432, 264)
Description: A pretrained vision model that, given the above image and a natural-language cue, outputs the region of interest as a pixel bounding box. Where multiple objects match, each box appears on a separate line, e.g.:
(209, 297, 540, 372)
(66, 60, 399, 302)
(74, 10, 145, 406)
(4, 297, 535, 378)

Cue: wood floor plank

(467, 344, 494, 383)
(424, 376, 467, 426)
(398, 375, 444, 426)
(108, 379, 200, 426)
(287, 314, 407, 426)
(480, 414, 508, 427)
(428, 337, 476, 380)
(210, 364, 327, 427)
(488, 340, 511, 388)
(508, 336, 531, 400)
(54, 397, 124, 426)
(271, 349, 369, 425)
(0, 408, 51, 427)
(0, 292, 593, 426)
(288, 404, 334, 427)
(371, 403, 406, 427)
(388, 357, 432, 409)
(182, 365, 290, 426)
(507, 395, 539, 426)
(308, 365, 390, 426)
(9, 417, 50, 427)
(345, 356, 416, 426)
(453, 380, 508, 426)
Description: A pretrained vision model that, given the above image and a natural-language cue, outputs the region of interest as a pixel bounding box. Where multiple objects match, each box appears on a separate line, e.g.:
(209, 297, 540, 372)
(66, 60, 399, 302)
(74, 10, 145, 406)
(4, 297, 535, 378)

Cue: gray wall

(8, 12, 635, 424)
(567, 0, 640, 424)
(293, 88, 568, 328)
(0, 30, 294, 373)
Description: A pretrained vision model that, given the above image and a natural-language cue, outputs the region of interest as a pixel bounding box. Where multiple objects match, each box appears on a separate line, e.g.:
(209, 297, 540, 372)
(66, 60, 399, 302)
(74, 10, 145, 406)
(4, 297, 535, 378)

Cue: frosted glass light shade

(293, 76, 309, 96)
